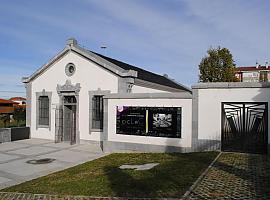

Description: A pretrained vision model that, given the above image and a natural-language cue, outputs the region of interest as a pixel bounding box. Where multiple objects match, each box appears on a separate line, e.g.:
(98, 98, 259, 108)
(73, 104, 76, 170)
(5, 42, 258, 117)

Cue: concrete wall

(11, 127, 30, 141)
(132, 85, 168, 93)
(193, 83, 270, 150)
(0, 127, 30, 143)
(0, 128, 11, 143)
(104, 94, 192, 152)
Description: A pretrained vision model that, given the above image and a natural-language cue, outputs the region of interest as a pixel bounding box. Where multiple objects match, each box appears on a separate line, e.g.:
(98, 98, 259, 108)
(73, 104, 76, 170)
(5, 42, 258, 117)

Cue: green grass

(2, 152, 218, 198)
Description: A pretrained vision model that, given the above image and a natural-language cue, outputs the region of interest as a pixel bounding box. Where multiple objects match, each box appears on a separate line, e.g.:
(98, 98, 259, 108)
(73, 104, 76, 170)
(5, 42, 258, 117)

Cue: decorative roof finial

(66, 38, 78, 47)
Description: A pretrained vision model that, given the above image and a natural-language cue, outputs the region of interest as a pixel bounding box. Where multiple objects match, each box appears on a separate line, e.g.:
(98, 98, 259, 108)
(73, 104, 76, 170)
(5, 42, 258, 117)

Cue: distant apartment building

(0, 99, 19, 114)
(235, 63, 270, 82)
(9, 97, 26, 106)
(0, 97, 26, 115)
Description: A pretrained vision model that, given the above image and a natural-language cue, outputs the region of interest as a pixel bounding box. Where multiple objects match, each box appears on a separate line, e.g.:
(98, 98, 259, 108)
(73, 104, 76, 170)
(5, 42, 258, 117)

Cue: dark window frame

(92, 95, 104, 129)
(38, 96, 49, 126)
(36, 90, 52, 130)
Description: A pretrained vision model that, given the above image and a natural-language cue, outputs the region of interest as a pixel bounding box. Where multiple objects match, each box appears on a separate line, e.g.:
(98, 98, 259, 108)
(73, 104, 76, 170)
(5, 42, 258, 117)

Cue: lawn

(2, 152, 218, 198)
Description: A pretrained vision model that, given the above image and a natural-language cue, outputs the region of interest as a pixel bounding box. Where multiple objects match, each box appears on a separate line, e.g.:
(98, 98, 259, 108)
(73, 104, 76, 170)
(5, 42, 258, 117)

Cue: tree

(13, 106, 26, 126)
(0, 114, 10, 128)
(199, 46, 238, 82)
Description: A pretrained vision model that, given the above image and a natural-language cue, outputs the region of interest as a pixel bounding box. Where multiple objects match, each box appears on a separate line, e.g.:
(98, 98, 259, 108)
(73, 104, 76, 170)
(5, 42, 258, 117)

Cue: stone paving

(187, 152, 270, 200)
(0, 192, 161, 200)
(0, 139, 106, 190)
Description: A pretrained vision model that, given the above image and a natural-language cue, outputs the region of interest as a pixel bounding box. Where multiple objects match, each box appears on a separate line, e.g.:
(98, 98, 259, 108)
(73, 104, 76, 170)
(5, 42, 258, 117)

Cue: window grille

(92, 96, 103, 129)
(38, 96, 49, 126)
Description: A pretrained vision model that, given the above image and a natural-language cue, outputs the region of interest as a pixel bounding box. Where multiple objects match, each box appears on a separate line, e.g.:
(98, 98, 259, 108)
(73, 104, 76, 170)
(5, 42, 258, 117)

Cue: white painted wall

(31, 51, 119, 141)
(132, 85, 169, 93)
(106, 98, 192, 148)
(30, 50, 185, 142)
(197, 87, 270, 144)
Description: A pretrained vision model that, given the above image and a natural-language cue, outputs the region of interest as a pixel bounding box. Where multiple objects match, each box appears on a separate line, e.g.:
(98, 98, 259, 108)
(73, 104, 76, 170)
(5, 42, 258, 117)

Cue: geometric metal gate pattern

(221, 102, 268, 154)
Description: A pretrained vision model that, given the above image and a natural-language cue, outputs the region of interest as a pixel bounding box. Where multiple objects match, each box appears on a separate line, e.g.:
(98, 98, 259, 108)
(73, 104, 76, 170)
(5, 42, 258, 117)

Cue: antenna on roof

(100, 45, 107, 56)
(266, 61, 269, 69)
(256, 61, 259, 69)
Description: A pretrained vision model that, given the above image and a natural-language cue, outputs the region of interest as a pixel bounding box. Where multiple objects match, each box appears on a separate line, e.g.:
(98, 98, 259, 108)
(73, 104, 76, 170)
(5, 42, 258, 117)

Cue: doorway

(63, 96, 77, 144)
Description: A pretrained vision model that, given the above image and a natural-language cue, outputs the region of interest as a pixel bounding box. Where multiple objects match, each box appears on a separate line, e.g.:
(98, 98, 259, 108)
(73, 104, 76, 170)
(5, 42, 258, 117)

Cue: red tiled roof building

(0, 99, 19, 114)
(235, 64, 270, 82)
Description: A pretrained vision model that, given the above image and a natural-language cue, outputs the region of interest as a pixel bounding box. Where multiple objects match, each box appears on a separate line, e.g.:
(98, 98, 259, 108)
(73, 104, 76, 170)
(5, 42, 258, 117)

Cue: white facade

(193, 82, 270, 153)
(30, 51, 119, 141)
(23, 38, 191, 152)
(242, 72, 259, 82)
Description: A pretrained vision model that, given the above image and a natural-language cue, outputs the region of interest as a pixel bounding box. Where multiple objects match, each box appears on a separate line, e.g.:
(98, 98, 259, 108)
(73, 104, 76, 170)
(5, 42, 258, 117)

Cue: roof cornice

(134, 78, 191, 93)
(104, 92, 192, 99)
(192, 82, 270, 89)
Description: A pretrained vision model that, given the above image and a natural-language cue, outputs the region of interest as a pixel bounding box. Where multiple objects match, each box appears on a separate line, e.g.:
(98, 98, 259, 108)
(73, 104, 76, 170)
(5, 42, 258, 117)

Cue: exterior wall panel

(105, 98, 192, 149)
(196, 87, 270, 146)
(132, 85, 169, 93)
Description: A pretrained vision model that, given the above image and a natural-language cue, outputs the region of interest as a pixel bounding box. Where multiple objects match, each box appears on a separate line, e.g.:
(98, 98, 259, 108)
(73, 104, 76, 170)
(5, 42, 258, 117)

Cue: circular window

(65, 63, 76, 76)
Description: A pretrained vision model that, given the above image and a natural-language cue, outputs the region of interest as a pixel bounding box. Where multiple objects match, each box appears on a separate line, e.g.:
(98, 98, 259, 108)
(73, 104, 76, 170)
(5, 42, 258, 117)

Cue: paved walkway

(0, 139, 106, 190)
(187, 152, 270, 200)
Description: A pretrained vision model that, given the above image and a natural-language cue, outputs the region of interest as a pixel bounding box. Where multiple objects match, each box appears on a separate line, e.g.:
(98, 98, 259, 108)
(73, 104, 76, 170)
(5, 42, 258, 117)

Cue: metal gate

(221, 102, 268, 154)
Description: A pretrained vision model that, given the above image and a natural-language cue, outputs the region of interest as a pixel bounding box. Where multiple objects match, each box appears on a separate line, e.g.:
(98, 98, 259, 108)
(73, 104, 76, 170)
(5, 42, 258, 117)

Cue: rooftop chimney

(266, 61, 269, 69)
(256, 61, 259, 69)
(66, 38, 78, 47)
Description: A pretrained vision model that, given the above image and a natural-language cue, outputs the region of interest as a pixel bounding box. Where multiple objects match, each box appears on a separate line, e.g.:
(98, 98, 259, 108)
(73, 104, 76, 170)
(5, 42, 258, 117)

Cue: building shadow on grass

(103, 152, 217, 198)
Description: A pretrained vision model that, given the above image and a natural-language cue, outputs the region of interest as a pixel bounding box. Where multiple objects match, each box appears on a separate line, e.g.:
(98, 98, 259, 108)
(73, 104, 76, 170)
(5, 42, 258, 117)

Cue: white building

(22, 38, 270, 154)
(22, 38, 192, 152)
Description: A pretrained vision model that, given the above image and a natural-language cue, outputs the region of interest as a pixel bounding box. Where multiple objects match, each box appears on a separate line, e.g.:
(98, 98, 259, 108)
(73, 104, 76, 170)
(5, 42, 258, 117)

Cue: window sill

(37, 125, 50, 129)
(90, 129, 103, 132)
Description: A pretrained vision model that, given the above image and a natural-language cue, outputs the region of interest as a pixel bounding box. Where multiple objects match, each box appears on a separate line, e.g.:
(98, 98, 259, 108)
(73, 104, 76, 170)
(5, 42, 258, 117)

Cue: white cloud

(1, 0, 269, 87)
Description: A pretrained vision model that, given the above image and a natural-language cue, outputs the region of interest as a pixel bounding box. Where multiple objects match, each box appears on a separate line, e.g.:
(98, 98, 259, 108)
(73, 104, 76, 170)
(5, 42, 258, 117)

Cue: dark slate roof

(90, 51, 190, 92)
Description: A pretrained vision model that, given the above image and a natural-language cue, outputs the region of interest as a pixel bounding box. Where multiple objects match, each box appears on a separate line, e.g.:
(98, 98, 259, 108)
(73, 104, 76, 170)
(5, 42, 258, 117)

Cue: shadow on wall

(252, 86, 269, 154)
(160, 132, 220, 154)
(191, 138, 221, 152)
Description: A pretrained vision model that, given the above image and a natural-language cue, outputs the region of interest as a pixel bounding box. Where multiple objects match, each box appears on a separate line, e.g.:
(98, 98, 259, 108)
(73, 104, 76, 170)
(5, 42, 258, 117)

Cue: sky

(0, 0, 270, 98)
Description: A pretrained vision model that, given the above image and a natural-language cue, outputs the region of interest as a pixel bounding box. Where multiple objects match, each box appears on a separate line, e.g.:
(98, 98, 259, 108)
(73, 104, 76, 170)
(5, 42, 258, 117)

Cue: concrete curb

(181, 151, 222, 200)
(0, 192, 181, 200)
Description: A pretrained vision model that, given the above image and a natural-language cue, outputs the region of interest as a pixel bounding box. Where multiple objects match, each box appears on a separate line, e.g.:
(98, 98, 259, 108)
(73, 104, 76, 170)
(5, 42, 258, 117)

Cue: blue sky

(0, 0, 270, 98)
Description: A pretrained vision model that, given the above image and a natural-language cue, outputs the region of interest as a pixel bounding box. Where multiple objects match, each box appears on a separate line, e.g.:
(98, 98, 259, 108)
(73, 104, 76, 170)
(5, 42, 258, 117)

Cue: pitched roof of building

(0, 98, 19, 104)
(23, 38, 191, 93)
(9, 97, 26, 101)
(90, 51, 190, 92)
